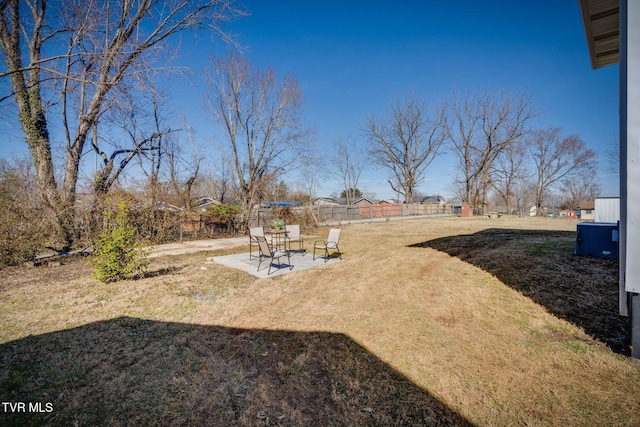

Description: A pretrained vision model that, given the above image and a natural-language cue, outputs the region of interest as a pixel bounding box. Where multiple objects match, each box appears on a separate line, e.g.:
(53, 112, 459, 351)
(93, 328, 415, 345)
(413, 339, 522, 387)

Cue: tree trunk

(25, 107, 76, 250)
(88, 157, 115, 238)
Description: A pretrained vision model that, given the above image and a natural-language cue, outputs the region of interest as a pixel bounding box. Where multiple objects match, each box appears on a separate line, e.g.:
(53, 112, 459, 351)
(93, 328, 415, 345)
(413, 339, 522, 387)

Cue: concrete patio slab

(207, 250, 342, 278)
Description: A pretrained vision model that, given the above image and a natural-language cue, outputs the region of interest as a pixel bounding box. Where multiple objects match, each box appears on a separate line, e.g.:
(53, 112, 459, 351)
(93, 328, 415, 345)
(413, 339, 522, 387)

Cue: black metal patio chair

(256, 235, 292, 275)
(313, 228, 342, 262)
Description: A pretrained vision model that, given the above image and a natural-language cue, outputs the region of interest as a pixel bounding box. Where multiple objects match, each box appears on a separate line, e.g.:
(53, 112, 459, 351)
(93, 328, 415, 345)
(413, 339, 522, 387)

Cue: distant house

(560, 209, 577, 219)
(529, 205, 553, 217)
(352, 197, 376, 206)
(414, 195, 446, 205)
(311, 197, 377, 206)
(155, 201, 183, 212)
(579, 201, 595, 221)
(263, 201, 301, 208)
(311, 197, 343, 206)
(193, 197, 220, 212)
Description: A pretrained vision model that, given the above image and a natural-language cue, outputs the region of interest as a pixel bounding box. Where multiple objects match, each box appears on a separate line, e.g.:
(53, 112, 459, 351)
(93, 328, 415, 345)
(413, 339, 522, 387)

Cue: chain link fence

(248, 203, 458, 228)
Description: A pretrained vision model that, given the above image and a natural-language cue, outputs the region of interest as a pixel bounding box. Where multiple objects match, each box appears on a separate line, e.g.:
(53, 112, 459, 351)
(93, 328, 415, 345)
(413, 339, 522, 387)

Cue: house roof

(192, 197, 221, 212)
(264, 201, 301, 207)
(312, 197, 343, 205)
(312, 197, 379, 206)
(579, 201, 596, 210)
(579, 0, 620, 69)
(413, 195, 445, 204)
(353, 197, 377, 204)
(156, 201, 183, 212)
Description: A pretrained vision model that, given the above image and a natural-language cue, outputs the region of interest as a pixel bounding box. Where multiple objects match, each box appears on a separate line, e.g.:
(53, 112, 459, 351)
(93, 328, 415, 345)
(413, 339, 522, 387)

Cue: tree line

(1, 1, 601, 265)
(361, 90, 599, 215)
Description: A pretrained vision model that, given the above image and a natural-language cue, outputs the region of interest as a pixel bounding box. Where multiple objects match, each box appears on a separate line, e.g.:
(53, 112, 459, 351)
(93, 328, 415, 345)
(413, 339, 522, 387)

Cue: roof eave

(578, 0, 620, 69)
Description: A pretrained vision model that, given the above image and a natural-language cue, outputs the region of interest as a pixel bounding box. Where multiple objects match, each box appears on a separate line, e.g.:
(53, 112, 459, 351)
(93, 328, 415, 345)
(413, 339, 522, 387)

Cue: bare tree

(605, 136, 620, 175)
(331, 136, 364, 205)
(365, 94, 446, 203)
(299, 151, 325, 202)
(165, 125, 204, 211)
(199, 155, 237, 204)
(528, 127, 598, 215)
(558, 176, 601, 209)
(204, 53, 314, 230)
(127, 80, 176, 213)
(93, 88, 176, 211)
(0, 0, 243, 250)
(490, 138, 530, 214)
(512, 180, 537, 216)
(446, 90, 535, 214)
(265, 179, 290, 202)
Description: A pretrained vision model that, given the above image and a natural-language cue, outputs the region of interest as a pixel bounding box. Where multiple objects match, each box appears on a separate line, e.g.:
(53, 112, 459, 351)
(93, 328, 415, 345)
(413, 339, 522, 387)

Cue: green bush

(207, 203, 241, 222)
(205, 203, 241, 235)
(90, 202, 150, 282)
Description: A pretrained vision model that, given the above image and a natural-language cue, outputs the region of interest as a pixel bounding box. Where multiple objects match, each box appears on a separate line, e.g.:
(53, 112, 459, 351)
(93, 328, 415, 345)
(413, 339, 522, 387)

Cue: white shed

(595, 197, 620, 223)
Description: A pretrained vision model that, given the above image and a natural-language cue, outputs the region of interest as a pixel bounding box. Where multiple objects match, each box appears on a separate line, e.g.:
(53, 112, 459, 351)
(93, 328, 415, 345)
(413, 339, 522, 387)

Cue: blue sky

(1, 1, 620, 200)
(176, 0, 620, 199)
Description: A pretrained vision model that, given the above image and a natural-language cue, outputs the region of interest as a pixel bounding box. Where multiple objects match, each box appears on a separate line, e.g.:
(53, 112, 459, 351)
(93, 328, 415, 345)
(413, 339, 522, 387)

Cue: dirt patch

(147, 237, 247, 257)
(1, 254, 93, 292)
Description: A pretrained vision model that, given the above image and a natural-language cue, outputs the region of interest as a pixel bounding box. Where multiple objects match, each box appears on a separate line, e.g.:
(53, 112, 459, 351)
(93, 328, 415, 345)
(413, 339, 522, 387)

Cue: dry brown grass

(1, 216, 639, 426)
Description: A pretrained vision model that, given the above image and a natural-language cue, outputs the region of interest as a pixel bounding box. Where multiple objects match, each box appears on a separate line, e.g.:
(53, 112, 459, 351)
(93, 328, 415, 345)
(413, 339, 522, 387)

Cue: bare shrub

(256, 206, 317, 231)
(93, 189, 184, 244)
(0, 159, 56, 267)
(203, 204, 241, 236)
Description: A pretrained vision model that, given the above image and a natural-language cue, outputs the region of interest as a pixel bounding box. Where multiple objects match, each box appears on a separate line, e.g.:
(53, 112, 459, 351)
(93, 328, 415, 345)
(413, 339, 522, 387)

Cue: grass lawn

(1, 216, 639, 426)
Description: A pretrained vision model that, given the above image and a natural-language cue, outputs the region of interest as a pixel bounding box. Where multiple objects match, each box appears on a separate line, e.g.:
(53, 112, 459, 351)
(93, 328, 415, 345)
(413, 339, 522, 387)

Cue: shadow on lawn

(409, 228, 629, 355)
(0, 317, 473, 426)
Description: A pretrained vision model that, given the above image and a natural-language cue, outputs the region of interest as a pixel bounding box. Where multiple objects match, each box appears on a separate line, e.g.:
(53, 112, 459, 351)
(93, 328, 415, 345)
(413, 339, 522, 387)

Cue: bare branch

(0, 0, 244, 248)
(364, 94, 446, 203)
(204, 52, 314, 230)
(528, 127, 598, 215)
(330, 135, 365, 205)
(446, 89, 536, 214)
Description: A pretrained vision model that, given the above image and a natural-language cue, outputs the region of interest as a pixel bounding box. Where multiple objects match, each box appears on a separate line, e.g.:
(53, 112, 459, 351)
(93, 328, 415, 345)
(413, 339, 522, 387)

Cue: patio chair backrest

(327, 228, 341, 248)
(256, 235, 272, 256)
(285, 224, 300, 238)
(249, 226, 264, 239)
